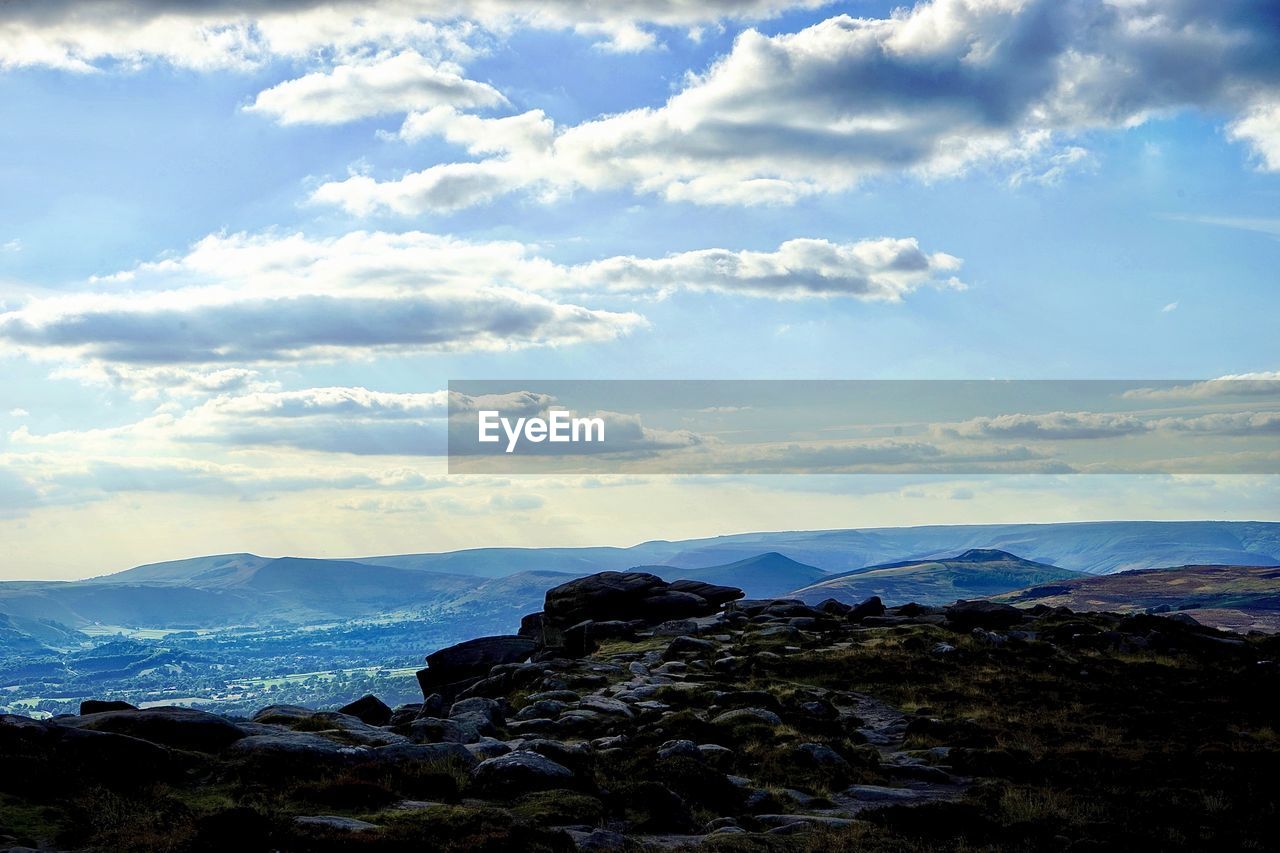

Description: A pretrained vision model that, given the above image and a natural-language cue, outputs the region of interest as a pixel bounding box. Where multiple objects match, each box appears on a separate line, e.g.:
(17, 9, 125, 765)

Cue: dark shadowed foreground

(2, 570, 1276, 851)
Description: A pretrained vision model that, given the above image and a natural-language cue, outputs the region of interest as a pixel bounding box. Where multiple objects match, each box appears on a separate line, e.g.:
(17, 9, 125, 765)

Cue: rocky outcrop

(2, 569, 1266, 852)
(415, 572, 745, 695)
(415, 635, 537, 700)
(538, 571, 743, 652)
(61, 706, 246, 752)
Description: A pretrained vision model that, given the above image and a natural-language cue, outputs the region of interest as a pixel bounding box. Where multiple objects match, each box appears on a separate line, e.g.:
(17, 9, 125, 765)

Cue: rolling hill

(647, 521, 1280, 575)
(994, 564, 1280, 632)
(64, 522, 1280, 589)
(656, 552, 827, 598)
(7, 521, 1279, 632)
(0, 558, 480, 629)
(789, 549, 1085, 607)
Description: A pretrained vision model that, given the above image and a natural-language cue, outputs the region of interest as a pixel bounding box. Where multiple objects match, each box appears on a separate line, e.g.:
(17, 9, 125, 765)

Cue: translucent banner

(447, 379, 1280, 474)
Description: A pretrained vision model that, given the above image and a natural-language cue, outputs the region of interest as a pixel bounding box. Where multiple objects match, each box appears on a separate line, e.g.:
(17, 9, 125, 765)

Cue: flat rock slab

(294, 815, 380, 832)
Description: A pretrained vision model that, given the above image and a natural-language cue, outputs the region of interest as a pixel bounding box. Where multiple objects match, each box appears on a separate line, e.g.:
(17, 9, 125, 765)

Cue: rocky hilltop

(2, 570, 1277, 851)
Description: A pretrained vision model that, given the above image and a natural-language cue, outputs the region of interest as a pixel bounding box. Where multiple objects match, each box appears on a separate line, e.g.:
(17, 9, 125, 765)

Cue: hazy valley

(2, 521, 1278, 718)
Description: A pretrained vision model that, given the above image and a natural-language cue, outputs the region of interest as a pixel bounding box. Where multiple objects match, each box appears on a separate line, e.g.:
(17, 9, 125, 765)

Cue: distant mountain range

(2, 521, 1278, 632)
(994, 564, 1280, 633)
(0, 557, 479, 630)
(348, 520, 1280, 576)
(791, 549, 1085, 607)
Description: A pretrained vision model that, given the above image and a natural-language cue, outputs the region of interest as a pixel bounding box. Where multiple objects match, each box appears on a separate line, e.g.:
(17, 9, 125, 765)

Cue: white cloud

(8, 408, 29, 418)
(940, 411, 1152, 441)
(0, 1, 833, 70)
(0, 231, 644, 368)
(246, 50, 506, 125)
(1154, 411, 1280, 436)
(1, 239, 21, 253)
(569, 237, 964, 301)
(317, 1, 1280, 212)
(0, 230, 958, 382)
(1228, 103, 1280, 171)
(1162, 301, 1179, 313)
(1122, 373, 1280, 401)
(51, 364, 274, 400)
(942, 406, 1280, 440)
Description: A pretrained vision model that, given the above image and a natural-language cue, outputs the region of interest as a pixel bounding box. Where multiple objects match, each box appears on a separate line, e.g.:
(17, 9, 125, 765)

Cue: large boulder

(417, 635, 537, 699)
(62, 706, 245, 752)
(1, 714, 171, 793)
(847, 596, 886, 621)
(945, 600, 1025, 631)
(338, 695, 392, 727)
(470, 749, 575, 797)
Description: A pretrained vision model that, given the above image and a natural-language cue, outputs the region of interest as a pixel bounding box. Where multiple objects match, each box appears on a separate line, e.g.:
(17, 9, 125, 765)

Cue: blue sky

(1, 1, 1278, 578)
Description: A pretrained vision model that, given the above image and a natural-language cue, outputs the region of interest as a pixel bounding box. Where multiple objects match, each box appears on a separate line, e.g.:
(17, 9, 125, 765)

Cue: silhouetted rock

(667, 579, 746, 608)
(945, 600, 1025, 630)
(518, 611, 544, 639)
(79, 699, 138, 715)
(338, 694, 392, 727)
(1, 714, 171, 792)
(848, 595, 886, 621)
(418, 635, 537, 700)
(63, 706, 245, 752)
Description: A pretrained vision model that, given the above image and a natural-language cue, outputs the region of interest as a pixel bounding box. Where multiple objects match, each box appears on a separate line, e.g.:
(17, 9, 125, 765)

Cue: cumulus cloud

(1229, 103, 1280, 171)
(51, 364, 274, 400)
(0, 290, 634, 364)
(569, 237, 963, 301)
(170, 387, 451, 454)
(0, 231, 644, 368)
(0, 0, 832, 70)
(941, 411, 1153, 441)
(317, 1, 1280, 212)
(941, 407, 1280, 441)
(246, 51, 506, 125)
(0, 230, 958, 381)
(1122, 373, 1280, 401)
(1154, 412, 1280, 436)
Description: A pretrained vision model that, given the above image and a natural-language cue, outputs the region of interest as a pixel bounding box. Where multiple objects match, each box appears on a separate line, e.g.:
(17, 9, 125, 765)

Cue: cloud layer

(0, 231, 961, 376)
(314, 0, 1280, 212)
(0, 0, 831, 69)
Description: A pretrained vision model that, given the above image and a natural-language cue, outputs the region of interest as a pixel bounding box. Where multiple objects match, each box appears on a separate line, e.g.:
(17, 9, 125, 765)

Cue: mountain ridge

(789, 551, 1085, 607)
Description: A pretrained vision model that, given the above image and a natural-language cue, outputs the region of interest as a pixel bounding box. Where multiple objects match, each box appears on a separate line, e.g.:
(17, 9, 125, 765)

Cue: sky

(1, 0, 1278, 579)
